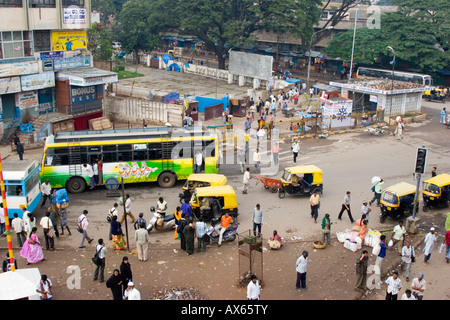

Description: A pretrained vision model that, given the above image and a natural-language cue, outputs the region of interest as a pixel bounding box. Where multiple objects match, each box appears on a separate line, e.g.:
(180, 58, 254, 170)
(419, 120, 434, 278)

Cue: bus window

(79, 147, 89, 164)
(118, 144, 132, 162)
(102, 145, 117, 163)
(45, 148, 55, 166)
(148, 143, 163, 160)
(25, 170, 41, 195)
(204, 140, 216, 158)
(6, 183, 23, 196)
(54, 147, 69, 166)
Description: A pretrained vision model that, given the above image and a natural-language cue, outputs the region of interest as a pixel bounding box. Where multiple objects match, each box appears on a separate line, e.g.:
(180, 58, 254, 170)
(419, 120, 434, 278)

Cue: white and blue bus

(1, 159, 41, 218)
(356, 67, 433, 87)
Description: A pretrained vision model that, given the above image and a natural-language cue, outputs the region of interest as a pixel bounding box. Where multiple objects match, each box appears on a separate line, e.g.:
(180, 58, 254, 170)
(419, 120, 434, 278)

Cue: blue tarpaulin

(162, 53, 172, 64)
(285, 78, 301, 84)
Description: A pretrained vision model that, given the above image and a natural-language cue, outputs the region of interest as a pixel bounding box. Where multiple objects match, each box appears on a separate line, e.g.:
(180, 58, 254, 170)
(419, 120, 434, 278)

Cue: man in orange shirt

(218, 212, 232, 247)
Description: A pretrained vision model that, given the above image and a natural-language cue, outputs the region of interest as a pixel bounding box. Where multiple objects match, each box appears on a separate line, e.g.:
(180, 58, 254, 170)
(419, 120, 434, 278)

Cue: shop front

(55, 67, 118, 130)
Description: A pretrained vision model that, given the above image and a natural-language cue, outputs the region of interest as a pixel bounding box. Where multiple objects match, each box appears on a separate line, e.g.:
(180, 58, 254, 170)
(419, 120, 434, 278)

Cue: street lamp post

(306, 26, 334, 89)
(387, 46, 395, 117)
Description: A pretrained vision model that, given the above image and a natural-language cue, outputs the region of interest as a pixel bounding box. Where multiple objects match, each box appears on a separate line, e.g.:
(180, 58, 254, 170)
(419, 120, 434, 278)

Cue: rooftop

(329, 79, 426, 95)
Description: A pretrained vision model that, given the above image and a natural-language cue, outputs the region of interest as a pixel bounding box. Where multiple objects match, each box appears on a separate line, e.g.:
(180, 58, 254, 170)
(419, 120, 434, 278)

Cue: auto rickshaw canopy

(282, 165, 323, 185)
(423, 173, 450, 196)
(183, 173, 228, 190)
(381, 182, 418, 207)
(191, 185, 237, 209)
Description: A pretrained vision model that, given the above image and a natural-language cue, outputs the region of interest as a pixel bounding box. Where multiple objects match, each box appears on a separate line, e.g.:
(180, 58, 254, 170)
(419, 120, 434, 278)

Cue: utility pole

(121, 177, 130, 251)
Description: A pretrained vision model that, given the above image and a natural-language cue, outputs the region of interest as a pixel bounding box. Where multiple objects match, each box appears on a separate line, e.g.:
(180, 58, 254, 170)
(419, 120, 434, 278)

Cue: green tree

(325, 27, 386, 65)
(147, 0, 322, 69)
(87, 22, 113, 61)
(115, 0, 160, 64)
(325, 0, 450, 72)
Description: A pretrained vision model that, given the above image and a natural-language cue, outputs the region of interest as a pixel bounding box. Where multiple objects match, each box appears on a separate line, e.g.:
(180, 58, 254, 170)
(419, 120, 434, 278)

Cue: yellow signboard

(51, 31, 87, 51)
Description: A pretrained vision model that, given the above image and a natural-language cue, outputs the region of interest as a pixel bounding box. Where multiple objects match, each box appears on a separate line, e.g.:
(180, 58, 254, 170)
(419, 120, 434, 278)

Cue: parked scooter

(206, 217, 238, 244)
(146, 206, 176, 232)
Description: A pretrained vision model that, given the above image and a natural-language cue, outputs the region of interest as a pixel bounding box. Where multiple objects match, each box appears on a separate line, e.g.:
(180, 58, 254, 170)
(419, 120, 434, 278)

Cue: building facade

(0, 0, 117, 141)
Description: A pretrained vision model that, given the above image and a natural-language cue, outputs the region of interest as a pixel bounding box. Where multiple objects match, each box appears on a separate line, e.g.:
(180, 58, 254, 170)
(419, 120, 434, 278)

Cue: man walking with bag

(93, 238, 107, 282)
(78, 210, 93, 248)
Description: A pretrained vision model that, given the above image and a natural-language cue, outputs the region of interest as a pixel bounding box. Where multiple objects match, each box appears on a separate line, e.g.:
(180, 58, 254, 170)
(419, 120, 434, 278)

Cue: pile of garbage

(151, 287, 205, 300)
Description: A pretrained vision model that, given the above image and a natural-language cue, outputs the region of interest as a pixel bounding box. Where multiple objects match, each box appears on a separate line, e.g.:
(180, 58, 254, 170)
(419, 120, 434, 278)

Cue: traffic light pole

(412, 145, 427, 219)
(412, 173, 421, 219)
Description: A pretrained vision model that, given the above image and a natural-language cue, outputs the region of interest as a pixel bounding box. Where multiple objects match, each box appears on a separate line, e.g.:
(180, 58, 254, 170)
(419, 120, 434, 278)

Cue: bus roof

(1, 160, 38, 180)
(50, 127, 215, 143)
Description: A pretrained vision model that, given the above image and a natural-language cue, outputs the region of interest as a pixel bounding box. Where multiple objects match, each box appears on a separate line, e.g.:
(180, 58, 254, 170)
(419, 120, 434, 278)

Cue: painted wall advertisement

(0, 76, 21, 94)
(51, 30, 87, 51)
(21, 72, 55, 91)
(71, 85, 97, 104)
(15, 91, 39, 110)
(63, 8, 87, 24)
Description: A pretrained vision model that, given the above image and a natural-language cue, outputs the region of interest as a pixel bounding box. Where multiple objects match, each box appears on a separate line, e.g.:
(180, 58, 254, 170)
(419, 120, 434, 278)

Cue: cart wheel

(270, 185, 278, 193)
(264, 185, 270, 189)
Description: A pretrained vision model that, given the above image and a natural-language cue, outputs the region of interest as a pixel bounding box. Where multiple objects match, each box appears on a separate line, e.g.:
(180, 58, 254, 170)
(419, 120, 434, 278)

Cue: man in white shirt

(423, 227, 437, 265)
(40, 179, 52, 207)
(120, 194, 136, 224)
(12, 213, 26, 247)
(82, 164, 95, 190)
(391, 220, 406, 252)
(253, 149, 261, 173)
(401, 241, 414, 281)
(242, 167, 251, 194)
(295, 251, 309, 291)
(247, 274, 260, 300)
(360, 201, 372, 222)
(39, 211, 54, 250)
(78, 210, 93, 248)
(123, 282, 141, 300)
(195, 151, 203, 173)
(36, 274, 53, 300)
(411, 273, 426, 300)
(291, 140, 300, 163)
(385, 271, 402, 300)
(401, 289, 416, 300)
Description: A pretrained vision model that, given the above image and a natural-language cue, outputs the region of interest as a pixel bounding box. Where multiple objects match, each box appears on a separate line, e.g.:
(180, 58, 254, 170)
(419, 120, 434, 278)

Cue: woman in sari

(359, 220, 369, 244)
(173, 206, 182, 240)
(110, 215, 126, 250)
(20, 227, 44, 265)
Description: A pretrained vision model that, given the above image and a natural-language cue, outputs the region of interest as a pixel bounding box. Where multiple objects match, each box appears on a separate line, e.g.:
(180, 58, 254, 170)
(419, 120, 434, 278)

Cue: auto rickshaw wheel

(278, 190, 286, 199)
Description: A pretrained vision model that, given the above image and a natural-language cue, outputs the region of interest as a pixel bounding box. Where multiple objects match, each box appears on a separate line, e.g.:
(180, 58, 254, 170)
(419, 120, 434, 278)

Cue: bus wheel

(158, 172, 176, 188)
(66, 177, 86, 193)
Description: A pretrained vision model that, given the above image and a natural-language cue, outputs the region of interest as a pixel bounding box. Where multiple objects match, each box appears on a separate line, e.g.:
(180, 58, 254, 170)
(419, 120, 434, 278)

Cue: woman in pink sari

(20, 227, 44, 264)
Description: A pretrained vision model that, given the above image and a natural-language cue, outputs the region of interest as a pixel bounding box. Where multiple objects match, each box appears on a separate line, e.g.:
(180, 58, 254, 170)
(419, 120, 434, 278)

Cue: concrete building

(0, 0, 117, 142)
(329, 79, 426, 116)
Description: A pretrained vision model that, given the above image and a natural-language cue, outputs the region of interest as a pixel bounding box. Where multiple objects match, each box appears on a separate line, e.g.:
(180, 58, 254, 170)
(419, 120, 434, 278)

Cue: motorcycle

(146, 206, 176, 232)
(205, 218, 238, 244)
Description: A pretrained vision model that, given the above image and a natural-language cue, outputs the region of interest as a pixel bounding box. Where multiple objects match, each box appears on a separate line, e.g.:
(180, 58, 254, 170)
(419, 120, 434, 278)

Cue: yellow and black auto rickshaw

(379, 182, 419, 223)
(278, 165, 323, 198)
(423, 88, 446, 103)
(179, 173, 227, 203)
(189, 185, 238, 222)
(422, 173, 450, 211)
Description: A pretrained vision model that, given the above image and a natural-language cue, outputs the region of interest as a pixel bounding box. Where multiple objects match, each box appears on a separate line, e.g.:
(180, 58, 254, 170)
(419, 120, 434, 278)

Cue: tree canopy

(139, 0, 322, 69)
(325, 0, 450, 72)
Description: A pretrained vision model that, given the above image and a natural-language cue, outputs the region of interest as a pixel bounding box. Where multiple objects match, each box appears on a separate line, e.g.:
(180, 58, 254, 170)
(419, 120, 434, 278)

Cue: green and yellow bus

(40, 127, 219, 193)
